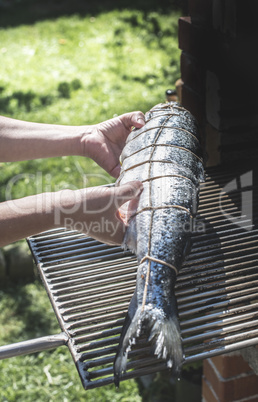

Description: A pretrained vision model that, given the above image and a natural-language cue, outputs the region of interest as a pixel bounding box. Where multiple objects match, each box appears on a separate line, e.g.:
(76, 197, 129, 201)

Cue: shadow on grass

(0, 79, 83, 114)
(0, 0, 187, 28)
(0, 90, 54, 114)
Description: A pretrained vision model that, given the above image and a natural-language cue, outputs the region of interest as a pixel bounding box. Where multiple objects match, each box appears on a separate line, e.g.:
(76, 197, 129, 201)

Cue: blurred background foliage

(0, 1, 202, 401)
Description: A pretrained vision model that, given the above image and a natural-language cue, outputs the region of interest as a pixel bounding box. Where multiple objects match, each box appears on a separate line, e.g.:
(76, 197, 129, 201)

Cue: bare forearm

(0, 182, 142, 248)
(0, 193, 57, 247)
(0, 190, 78, 246)
(0, 188, 91, 247)
(0, 187, 114, 247)
(0, 116, 90, 162)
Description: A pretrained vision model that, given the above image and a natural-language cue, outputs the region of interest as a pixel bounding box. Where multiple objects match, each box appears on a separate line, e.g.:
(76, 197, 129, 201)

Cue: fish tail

(148, 309, 183, 372)
(114, 302, 183, 387)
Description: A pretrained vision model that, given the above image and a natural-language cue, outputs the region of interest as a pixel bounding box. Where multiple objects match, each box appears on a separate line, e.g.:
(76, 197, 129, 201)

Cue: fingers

(132, 111, 145, 128)
(114, 181, 143, 208)
(121, 111, 145, 130)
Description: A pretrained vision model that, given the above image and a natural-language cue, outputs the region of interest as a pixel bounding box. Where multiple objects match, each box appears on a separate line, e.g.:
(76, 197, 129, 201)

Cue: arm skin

(0, 181, 143, 248)
(0, 112, 145, 178)
(0, 116, 82, 162)
(0, 111, 145, 246)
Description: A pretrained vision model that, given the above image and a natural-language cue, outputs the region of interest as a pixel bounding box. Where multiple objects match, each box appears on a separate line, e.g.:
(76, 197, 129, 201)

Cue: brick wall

(178, 1, 258, 400)
(178, 0, 258, 167)
(202, 354, 258, 402)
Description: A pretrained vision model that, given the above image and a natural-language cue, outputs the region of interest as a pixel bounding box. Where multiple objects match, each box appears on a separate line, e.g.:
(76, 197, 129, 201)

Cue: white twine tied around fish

(140, 255, 178, 275)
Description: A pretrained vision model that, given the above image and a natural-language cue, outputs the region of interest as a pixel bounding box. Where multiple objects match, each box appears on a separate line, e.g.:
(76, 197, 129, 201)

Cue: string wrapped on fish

(114, 102, 205, 386)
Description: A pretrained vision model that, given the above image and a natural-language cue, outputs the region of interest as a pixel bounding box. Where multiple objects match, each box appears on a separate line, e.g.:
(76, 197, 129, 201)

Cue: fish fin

(113, 292, 138, 387)
(121, 219, 137, 254)
(114, 304, 183, 387)
(148, 310, 184, 373)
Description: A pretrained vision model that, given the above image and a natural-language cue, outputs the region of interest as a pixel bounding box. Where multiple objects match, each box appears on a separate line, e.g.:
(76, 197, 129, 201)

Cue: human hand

(81, 111, 145, 178)
(59, 181, 143, 245)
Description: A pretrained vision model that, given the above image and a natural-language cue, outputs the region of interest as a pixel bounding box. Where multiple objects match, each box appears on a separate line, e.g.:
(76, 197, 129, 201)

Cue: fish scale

(114, 102, 204, 386)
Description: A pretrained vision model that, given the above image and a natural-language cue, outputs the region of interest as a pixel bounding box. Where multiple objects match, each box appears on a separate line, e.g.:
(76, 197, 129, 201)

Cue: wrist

(72, 125, 94, 158)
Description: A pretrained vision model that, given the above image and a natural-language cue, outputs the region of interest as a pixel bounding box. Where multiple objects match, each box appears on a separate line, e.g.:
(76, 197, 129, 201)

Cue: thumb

(121, 111, 145, 130)
(130, 111, 145, 128)
(114, 181, 143, 209)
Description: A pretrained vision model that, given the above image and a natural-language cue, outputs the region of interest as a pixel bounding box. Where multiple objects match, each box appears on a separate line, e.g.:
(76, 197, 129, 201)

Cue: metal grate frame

(2, 165, 258, 390)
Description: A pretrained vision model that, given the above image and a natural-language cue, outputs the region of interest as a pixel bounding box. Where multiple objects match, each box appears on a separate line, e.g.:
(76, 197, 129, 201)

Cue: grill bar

(1, 165, 257, 390)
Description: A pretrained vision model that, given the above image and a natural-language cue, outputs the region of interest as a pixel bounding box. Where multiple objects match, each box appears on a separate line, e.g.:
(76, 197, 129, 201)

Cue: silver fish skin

(114, 102, 205, 386)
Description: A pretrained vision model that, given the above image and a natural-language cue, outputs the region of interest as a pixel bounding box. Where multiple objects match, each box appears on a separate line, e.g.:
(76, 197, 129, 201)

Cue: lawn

(0, 1, 184, 400)
(0, 4, 182, 199)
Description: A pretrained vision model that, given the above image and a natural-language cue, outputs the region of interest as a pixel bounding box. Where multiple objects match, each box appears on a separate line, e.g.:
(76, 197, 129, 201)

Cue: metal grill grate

(2, 165, 258, 390)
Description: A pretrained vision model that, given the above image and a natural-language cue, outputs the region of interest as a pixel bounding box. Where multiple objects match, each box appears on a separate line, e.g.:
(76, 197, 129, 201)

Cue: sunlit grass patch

(0, 10, 181, 124)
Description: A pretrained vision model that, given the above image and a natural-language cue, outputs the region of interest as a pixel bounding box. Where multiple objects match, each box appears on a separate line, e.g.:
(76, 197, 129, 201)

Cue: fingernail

(137, 116, 145, 125)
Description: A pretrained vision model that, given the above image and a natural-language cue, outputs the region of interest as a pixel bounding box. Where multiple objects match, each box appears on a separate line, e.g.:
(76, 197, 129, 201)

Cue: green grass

(0, 8, 181, 200)
(0, 10, 180, 125)
(0, 281, 144, 402)
(0, 3, 183, 400)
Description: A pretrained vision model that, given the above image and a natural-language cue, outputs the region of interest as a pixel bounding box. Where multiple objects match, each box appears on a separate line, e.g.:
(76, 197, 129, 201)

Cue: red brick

(212, 354, 252, 378)
(175, 78, 183, 104)
(181, 84, 205, 126)
(231, 374, 258, 401)
(203, 360, 218, 390)
(178, 16, 208, 59)
(180, 51, 205, 95)
(203, 357, 258, 402)
(205, 68, 258, 131)
(202, 376, 218, 402)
